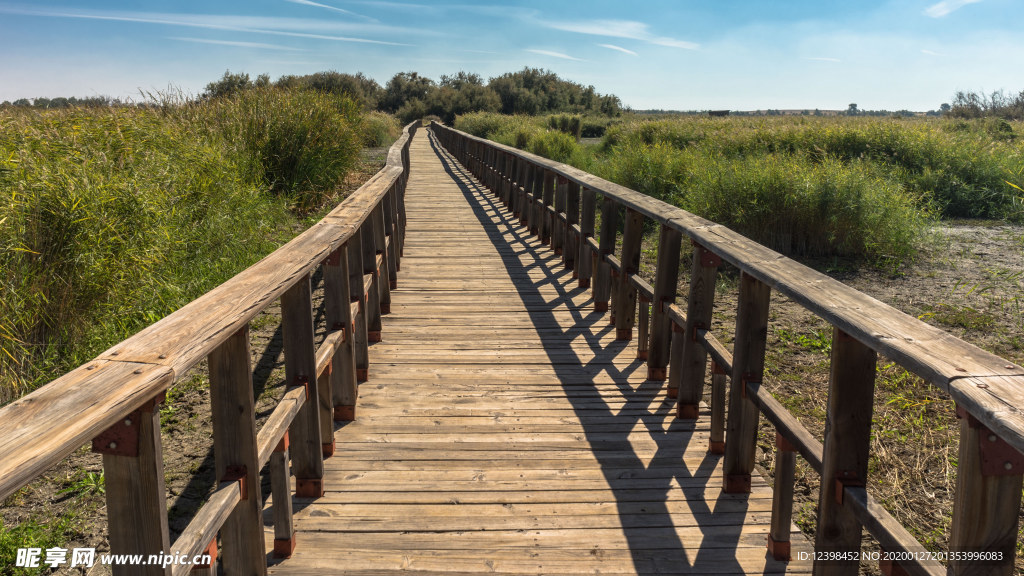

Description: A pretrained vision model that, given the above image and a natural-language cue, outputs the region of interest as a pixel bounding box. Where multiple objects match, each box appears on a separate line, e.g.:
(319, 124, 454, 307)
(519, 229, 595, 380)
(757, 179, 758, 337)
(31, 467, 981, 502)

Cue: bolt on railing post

(208, 324, 266, 574)
(648, 224, 682, 381)
(675, 243, 721, 414)
(282, 272, 324, 498)
(614, 208, 644, 341)
(723, 271, 770, 494)
(593, 197, 617, 313)
(325, 245, 358, 421)
(949, 407, 1023, 576)
(813, 328, 877, 576)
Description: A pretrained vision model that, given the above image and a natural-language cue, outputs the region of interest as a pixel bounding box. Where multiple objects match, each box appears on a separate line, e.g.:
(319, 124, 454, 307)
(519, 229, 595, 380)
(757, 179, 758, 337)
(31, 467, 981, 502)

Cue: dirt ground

(2, 176, 1022, 576)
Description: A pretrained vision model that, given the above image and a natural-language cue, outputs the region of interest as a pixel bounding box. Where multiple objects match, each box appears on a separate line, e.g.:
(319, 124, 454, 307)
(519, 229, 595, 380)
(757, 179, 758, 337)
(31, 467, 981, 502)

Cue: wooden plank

(170, 481, 241, 576)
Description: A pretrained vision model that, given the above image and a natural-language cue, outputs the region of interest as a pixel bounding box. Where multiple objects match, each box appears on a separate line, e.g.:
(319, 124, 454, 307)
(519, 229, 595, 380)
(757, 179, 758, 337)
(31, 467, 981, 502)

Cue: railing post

(709, 360, 727, 453)
(564, 180, 580, 272)
(541, 171, 555, 245)
(648, 224, 682, 381)
(502, 153, 513, 207)
(813, 328, 876, 576)
(94, 393, 171, 576)
(676, 243, 721, 416)
(347, 233, 369, 382)
(372, 203, 392, 316)
(270, 433, 295, 558)
(208, 324, 266, 574)
(531, 164, 544, 237)
(281, 273, 324, 498)
(362, 222, 383, 343)
(384, 184, 400, 278)
(615, 208, 644, 341)
(577, 187, 596, 289)
(723, 272, 770, 493)
(769, 432, 796, 561)
(949, 407, 1023, 576)
(325, 245, 358, 421)
(593, 197, 617, 313)
(552, 176, 566, 256)
(521, 163, 533, 232)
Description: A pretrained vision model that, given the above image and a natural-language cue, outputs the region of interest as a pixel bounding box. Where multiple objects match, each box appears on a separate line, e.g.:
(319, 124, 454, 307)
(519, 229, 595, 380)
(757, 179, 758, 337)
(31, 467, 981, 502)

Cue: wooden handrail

(0, 120, 419, 574)
(431, 121, 1024, 576)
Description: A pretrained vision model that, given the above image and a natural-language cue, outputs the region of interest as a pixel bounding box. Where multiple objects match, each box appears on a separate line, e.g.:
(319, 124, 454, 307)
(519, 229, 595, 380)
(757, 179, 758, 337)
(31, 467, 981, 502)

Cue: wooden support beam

(769, 432, 796, 561)
(564, 180, 580, 271)
(709, 361, 727, 454)
(577, 187, 596, 288)
(361, 223, 382, 344)
(723, 272, 770, 493)
(614, 208, 644, 341)
(96, 394, 171, 576)
(541, 171, 555, 245)
(648, 225, 682, 381)
(325, 245, 358, 421)
(593, 197, 617, 313)
(676, 243, 720, 418)
(281, 274, 324, 498)
(949, 407, 1023, 576)
(270, 433, 295, 558)
(552, 176, 566, 256)
(383, 185, 400, 280)
(208, 325, 266, 574)
(813, 328, 877, 576)
(347, 234, 369, 382)
(372, 203, 392, 316)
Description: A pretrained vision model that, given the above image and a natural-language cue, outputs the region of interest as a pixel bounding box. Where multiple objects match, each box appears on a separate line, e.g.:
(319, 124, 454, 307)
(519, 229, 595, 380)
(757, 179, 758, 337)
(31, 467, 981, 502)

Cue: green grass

(0, 507, 88, 576)
(0, 87, 367, 403)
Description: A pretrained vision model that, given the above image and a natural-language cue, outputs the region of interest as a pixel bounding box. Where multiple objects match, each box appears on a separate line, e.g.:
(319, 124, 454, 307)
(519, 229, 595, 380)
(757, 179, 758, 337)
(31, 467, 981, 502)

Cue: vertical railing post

(813, 328, 877, 576)
(615, 208, 644, 341)
(676, 243, 721, 415)
(769, 432, 796, 561)
(552, 176, 566, 256)
(593, 197, 617, 313)
(577, 187, 596, 289)
(270, 433, 294, 558)
(531, 165, 544, 237)
(949, 408, 1023, 575)
(372, 203, 392, 316)
(723, 272, 770, 493)
(709, 361, 727, 454)
(648, 224, 682, 381)
(282, 273, 324, 498)
(347, 233, 369, 382)
(94, 392, 171, 576)
(521, 163, 533, 232)
(384, 184, 400, 279)
(325, 245, 358, 421)
(564, 180, 580, 272)
(208, 324, 266, 574)
(362, 222, 383, 343)
(541, 171, 555, 245)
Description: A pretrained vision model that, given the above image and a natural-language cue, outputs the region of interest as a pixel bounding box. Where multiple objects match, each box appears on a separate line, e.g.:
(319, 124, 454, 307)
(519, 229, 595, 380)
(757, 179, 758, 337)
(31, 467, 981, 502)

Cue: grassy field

(456, 112, 1024, 267)
(0, 89, 399, 404)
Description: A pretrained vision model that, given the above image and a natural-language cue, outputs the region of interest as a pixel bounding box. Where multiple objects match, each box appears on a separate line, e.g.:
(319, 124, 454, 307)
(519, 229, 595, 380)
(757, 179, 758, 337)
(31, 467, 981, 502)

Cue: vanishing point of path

(264, 129, 812, 575)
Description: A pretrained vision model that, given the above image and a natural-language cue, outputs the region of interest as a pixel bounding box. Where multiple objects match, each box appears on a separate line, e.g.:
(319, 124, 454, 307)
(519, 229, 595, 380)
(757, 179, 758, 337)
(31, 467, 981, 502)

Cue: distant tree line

(200, 68, 621, 124)
(945, 89, 1024, 121)
(0, 95, 126, 109)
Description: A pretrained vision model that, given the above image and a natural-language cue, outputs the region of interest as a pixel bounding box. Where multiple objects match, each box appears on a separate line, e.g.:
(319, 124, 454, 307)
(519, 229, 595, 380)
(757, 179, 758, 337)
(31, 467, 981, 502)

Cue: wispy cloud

(543, 19, 698, 50)
(169, 37, 304, 51)
(802, 56, 841, 62)
(599, 43, 638, 56)
(924, 0, 982, 18)
(0, 6, 414, 45)
(284, 0, 376, 21)
(526, 49, 585, 62)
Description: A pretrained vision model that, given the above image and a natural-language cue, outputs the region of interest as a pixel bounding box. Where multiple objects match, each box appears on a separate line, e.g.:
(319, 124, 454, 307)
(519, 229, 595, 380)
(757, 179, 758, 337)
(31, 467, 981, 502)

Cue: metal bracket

(221, 465, 248, 501)
(776, 432, 796, 453)
(325, 248, 342, 266)
(91, 392, 165, 457)
(956, 405, 1024, 476)
(294, 375, 311, 401)
(834, 470, 864, 505)
(274, 431, 290, 453)
(692, 242, 722, 267)
(711, 361, 728, 376)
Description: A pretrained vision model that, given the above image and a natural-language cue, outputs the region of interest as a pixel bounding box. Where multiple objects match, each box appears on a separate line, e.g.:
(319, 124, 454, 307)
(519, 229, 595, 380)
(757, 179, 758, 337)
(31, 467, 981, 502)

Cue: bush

(193, 87, 362, 212)
(359, 111, 400, 147)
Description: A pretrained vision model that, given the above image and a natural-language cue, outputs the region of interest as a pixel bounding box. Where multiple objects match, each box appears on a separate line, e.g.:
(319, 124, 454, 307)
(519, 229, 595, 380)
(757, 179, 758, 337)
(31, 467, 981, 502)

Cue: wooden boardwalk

(264, 130, 812, 575)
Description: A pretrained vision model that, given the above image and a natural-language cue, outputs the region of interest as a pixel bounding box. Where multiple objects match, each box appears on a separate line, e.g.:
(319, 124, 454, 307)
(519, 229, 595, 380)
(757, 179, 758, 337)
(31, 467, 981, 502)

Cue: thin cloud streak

(924, 0, 982, 18)
(802, 56, 841, 62)
(284, 0, 375, 21)
(921, 49, 944, 56)
(169, 36, 304, 50)
(599, 43, 638, 56)
(526, 49, 585, 61)
(543, 19, 698, 50)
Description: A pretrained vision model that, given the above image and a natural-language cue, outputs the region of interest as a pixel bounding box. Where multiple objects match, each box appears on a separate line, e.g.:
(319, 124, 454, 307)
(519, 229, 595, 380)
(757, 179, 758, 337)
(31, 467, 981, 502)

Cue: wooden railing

(431, 122, 1024, 576)
(0, 121, 419, 575)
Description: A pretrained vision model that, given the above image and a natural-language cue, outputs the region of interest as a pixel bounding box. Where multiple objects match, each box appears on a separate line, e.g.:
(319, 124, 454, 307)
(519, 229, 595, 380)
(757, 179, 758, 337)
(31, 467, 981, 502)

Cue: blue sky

(1, 0, 1021, 111)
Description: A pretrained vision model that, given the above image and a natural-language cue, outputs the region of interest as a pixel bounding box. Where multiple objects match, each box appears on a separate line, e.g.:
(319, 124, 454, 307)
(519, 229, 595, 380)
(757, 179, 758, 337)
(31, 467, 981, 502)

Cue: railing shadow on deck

(428, 132, 774, 574)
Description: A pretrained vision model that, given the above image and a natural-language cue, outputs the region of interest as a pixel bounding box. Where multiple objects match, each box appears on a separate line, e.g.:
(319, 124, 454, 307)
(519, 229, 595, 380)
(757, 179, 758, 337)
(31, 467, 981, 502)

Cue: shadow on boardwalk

(427, 132, 769, 574)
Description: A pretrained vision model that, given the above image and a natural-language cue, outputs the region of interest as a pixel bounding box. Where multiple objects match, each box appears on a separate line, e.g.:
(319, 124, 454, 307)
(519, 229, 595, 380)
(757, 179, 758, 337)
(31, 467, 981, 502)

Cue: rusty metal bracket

(293, 375, 311, 401)
(956, 404, 1024, 476)
(740, 375, 759, 399)
(325, 248, 342, 266)
(221, 465, 248, 501)
(834, 470, 864, 505)
(91, 392, 165, 457)
(776, 431, 796, 452)
(711, 360, 728, 376)
(274, 431, 290, 453)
